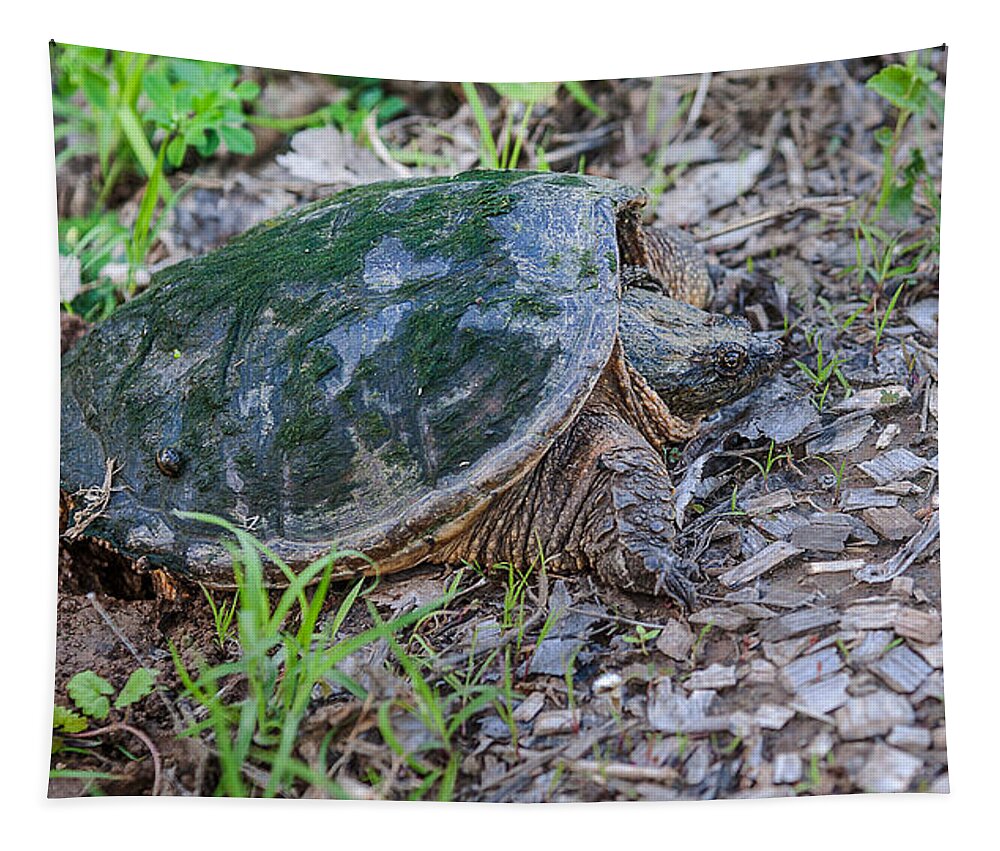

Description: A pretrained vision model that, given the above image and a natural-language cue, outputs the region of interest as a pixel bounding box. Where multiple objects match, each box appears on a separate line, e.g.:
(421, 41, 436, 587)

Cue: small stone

(772, 753, 803, 784)
(863, 506, 922, 540)
(856, 743, 923, 793)
(932, 725, 948, 750)
(835, 690, 914, 739)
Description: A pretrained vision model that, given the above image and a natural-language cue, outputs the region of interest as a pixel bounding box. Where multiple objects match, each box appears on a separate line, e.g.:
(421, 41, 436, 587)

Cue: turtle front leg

(583, 430, 699, 609)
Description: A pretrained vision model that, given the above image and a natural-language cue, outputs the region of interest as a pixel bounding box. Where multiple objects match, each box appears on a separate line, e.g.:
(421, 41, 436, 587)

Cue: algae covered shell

(60, 171, 641, 583)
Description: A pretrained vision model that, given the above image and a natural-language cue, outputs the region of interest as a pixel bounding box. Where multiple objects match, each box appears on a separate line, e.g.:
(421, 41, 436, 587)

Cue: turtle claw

(648, 553, 699, 610)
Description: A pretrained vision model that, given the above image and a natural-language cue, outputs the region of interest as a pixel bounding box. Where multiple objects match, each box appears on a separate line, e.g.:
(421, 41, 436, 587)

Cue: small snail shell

(156, 446, 183, 477)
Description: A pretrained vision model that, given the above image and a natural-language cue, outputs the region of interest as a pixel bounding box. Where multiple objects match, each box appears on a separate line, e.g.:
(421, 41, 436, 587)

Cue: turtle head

(619, 289, 783, 420)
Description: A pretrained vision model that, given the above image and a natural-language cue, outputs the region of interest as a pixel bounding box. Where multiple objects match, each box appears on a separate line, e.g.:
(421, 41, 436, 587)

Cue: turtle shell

(61, 171, 642, 584)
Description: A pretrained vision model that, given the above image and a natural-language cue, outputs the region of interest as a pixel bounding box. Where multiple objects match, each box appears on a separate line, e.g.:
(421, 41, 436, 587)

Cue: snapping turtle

(61, 170, 781, 606)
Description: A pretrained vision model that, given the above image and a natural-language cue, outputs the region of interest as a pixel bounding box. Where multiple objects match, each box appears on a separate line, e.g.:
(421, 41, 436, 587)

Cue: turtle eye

(715, 345, 747, 374)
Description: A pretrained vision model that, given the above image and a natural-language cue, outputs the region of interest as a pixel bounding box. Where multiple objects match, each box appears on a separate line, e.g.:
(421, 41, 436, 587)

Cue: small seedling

(200, 583, 238, 651)
(623, 624, 662, 655)
(690, 621, 714, 663)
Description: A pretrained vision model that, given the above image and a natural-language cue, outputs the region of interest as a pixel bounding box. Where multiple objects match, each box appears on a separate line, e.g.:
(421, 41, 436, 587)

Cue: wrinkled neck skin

(618, 288, 783, 424)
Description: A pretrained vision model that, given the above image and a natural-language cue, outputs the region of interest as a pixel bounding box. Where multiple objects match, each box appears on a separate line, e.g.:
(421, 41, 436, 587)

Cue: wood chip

(835, 690, 914, 739)
(564, 759, 679, 784)
(840, 487, 899, 511)
(772, 753, 803, 784)
(718, 540, 804, 588)
(759, 607, 840, 642)
(794, 671, 851, 715)
(780, 647, 844, 692)
(887, 725, 932, 750)
(862, 505, 922, 540)
(856, 743, 923, 793)
(856, 511, 940, 583)
(857, 448, 930, 485)
(745, 488, 796, 516)
(911, 671, 945, 704)
(750, 510, 809, 540)
(870, 644, 932, 693)
(762, 636, 813, 667)
(686, 664, 737, 691)
(832, 385, 911, 413)
(790, 521, 850, 553)
(875, 422, 901, 449)
(747, 658, 778, 685)
(848, 630, 895, 665)
(910, 641, 944, 670)
(754, 704, 794, 730)
(688, 605, 748, 631)
(893, 608, 943, 644)
(512, 691, 546, 723)
(841, 602, 901, 631)
(655, 618, 696, 661)
(807, 558, 866, 574)
(532, 710, 579, 736)
(805, 414, 874, 455)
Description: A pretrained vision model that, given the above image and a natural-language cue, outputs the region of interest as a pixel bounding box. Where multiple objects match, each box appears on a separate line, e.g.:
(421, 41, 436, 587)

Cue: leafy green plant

(866, 54, 944, 223)
(169, 511, 457, 798)
(808, 454, 848, 502)
(793, 332, 851, 411)
(623, 624, 662, 655)
(461, 81, 604, 170)
(873, 281, 905, 351)
(743, 440, 785, 489)
(52, 47, 263, 298)
(58, 668, 159, 730)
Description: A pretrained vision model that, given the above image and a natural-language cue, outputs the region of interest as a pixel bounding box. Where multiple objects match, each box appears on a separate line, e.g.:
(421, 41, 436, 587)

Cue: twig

(695, 195, 855, 243)
(364, 111, 410, 178)
(72, 722, 163, 796)
(63, 457, 119, 541)
(85, 593, 184, 732)
(566, 606, 674, 633)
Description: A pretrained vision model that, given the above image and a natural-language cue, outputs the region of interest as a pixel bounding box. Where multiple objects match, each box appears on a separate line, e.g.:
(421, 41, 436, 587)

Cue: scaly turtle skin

(61, 170, 781, 606)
